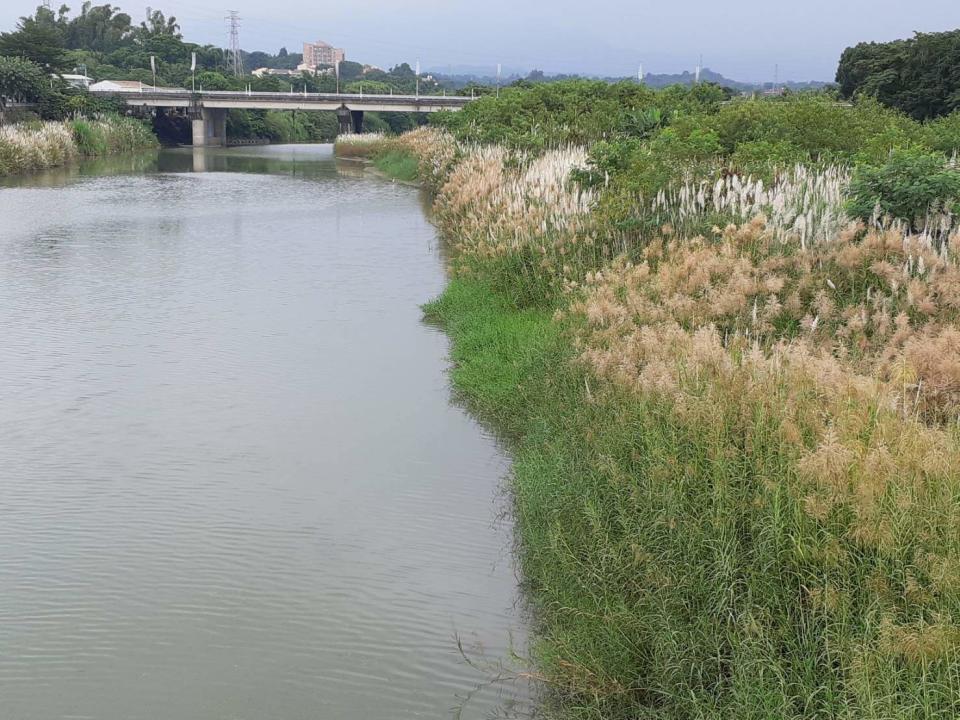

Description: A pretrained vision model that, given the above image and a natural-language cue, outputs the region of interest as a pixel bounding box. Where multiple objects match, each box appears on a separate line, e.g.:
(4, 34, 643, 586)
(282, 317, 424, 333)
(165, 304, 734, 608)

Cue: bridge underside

(187, 104, 364, 147)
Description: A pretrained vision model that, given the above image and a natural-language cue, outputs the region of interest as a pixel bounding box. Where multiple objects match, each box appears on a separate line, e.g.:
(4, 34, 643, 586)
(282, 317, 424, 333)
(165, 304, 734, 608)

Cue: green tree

(134, 9, 180, 42)
(194, 70, 234, 91)
(837, 29, 960, 119)
(65, 3, 133, 53)
(0, 55, 46, 112)
(337, 60, 363, 81)
(0, 7, 69, 71)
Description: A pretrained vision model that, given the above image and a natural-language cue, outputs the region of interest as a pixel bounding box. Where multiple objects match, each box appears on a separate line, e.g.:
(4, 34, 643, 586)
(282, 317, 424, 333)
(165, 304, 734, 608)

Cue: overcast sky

(1, 0, 956, 81)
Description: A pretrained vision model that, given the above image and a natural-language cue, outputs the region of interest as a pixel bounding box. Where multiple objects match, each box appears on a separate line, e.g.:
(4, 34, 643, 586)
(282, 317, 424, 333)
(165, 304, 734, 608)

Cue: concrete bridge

(90, 89, 473, 146)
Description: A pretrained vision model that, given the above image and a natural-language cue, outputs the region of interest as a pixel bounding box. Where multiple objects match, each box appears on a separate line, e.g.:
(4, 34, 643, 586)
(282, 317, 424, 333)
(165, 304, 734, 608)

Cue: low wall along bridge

(90, 89, 474, 146)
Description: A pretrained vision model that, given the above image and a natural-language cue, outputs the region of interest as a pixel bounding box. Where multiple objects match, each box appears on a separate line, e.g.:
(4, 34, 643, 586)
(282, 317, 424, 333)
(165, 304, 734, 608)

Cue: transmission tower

(226, 11, 243, 77)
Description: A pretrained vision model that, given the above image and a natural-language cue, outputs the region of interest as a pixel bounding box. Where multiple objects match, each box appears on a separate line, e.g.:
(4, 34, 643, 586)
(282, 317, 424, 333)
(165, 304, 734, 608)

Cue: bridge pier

(336, 105, 352, 135)
(351, 110, 364, 134)
(191, 107, 227, 147)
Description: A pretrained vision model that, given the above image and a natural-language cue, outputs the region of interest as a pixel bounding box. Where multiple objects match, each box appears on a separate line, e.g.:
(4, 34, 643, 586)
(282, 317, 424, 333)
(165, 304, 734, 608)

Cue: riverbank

(334, 133, 425, 185)
(337, 121, 960, 719)
(0, 117, 157, 176)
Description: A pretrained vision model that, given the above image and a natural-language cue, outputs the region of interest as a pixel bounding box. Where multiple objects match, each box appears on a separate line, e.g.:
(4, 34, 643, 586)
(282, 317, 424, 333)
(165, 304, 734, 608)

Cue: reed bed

(651, 164, 851, 248)
(0, 117, 156, 175)
(335, 127, 459, 191)
(565, 216, 960, 716)
(332, 131, 388, 158)
(0, 122, 78, 175)
(399, 123, 960, 718)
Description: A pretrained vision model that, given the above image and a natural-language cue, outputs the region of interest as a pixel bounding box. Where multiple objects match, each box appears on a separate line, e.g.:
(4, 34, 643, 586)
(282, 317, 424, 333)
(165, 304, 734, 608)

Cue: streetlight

(496, 63, 501, 98)
(415, 59, 420, 98)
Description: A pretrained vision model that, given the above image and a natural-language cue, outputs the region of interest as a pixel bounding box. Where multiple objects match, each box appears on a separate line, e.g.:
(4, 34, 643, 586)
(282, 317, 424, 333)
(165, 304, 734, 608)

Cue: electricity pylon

(226, 11, 243, 77)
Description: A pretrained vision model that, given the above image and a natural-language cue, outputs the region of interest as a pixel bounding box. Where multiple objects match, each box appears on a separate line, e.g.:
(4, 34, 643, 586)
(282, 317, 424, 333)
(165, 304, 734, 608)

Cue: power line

(225, 10, 243, 77)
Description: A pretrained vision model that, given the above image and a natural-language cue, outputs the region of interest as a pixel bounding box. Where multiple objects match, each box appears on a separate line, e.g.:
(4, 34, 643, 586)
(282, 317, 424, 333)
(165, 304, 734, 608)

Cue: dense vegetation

(337, 75, 960, 718)
(0, 3, 444, 142)
(837, 29, 960, 119)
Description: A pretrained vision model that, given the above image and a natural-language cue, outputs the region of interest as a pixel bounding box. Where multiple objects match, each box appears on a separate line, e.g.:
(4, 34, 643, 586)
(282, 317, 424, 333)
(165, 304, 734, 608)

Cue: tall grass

(335, 127, 458, 192)
(0, 117, 156, 176)
(332, 131, 388, 158)
(373, 150, 420, 182)
(402, 124, 960, 719)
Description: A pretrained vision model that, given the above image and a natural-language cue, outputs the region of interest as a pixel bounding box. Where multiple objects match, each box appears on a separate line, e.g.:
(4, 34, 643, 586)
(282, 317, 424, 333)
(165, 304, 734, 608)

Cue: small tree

(847, 148, 960, 228)
(0, 55, 46, 117)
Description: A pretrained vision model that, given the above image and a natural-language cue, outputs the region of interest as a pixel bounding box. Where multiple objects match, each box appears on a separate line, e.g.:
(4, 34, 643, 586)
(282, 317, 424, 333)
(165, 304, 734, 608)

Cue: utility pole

(496, 63, 501, 98)
(226, 11, 243, 77)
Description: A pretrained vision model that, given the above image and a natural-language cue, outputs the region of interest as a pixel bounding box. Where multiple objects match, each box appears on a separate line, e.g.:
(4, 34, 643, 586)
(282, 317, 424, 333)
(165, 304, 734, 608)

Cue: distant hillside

(429, 65, 830, 92)
(642, 68, 829, 92)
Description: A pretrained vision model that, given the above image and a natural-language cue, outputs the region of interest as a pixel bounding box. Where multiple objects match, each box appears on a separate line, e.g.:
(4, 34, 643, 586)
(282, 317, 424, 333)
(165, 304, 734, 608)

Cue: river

(0, 145, 529, 719)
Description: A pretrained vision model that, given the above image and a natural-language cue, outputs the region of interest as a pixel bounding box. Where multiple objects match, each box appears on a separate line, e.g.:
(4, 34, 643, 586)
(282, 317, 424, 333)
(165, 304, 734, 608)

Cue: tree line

(837, 28, 960, 119)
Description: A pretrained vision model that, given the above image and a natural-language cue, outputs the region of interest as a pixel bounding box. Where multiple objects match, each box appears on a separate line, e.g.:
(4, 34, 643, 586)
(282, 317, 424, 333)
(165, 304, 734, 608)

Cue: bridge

(90, 89, 473, 146)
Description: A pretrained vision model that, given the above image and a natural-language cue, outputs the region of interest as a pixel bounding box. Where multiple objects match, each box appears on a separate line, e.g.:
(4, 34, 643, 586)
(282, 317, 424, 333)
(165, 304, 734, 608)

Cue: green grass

(373, 149, 420, 182)
(425, 278, 960, 720)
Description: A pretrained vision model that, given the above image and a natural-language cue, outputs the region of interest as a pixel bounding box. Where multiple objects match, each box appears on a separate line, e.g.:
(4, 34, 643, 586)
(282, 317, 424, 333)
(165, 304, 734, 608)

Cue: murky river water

(0, 145, 528, 719)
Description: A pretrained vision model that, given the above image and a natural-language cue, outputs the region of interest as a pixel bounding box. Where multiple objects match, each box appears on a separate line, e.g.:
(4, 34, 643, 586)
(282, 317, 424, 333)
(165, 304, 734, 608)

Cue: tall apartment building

(302, 40, 345, 69)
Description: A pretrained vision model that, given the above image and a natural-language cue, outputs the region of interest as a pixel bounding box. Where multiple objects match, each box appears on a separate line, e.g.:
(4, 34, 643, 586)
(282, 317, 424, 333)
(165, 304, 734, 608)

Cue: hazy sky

(1, 0, 956, 81)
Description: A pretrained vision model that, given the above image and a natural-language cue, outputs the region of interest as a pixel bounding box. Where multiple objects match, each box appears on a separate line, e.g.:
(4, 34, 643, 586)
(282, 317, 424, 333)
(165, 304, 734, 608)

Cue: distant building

(296, 63, 335, 76)
(252, 67, 300, 78)
(302, 40, 345, 70)
(88, 80, 185, 93)
(88, 80, 154, 92)
(58, 74, 93, 89)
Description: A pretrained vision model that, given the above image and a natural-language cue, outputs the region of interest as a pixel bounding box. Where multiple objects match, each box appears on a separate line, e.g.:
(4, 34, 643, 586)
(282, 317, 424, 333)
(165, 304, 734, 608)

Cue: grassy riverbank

(337, 85, 960, 718)
(0, 117, 157, 175)
(334, 133, 424, 184)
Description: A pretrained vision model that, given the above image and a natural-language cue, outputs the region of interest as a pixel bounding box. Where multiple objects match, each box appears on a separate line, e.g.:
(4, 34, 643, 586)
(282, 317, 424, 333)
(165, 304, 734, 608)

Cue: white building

(88, 80, 154, 92)
(59, 74, 93, 89)
(251, 68, 301, 78)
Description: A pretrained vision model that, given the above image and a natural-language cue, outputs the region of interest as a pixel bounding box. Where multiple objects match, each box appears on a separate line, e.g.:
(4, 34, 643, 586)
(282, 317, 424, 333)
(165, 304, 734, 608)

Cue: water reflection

(0, 151, 159, 188)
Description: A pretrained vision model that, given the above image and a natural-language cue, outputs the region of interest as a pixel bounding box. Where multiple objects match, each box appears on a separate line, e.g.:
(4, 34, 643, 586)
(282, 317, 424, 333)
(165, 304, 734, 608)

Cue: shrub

(847, 148, 960, 228)
(925, 112, 960, 155)
(729, 139, 806, 177)
(0, 54, 46, 105)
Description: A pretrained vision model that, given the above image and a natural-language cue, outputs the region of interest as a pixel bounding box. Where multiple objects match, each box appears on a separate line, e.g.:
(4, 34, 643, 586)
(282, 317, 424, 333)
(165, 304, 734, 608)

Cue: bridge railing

(89, 88, 472, 103)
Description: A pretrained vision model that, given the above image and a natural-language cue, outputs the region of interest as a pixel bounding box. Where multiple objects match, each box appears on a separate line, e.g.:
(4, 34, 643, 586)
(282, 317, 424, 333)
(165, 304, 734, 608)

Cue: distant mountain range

(427, 65, 831, 92)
